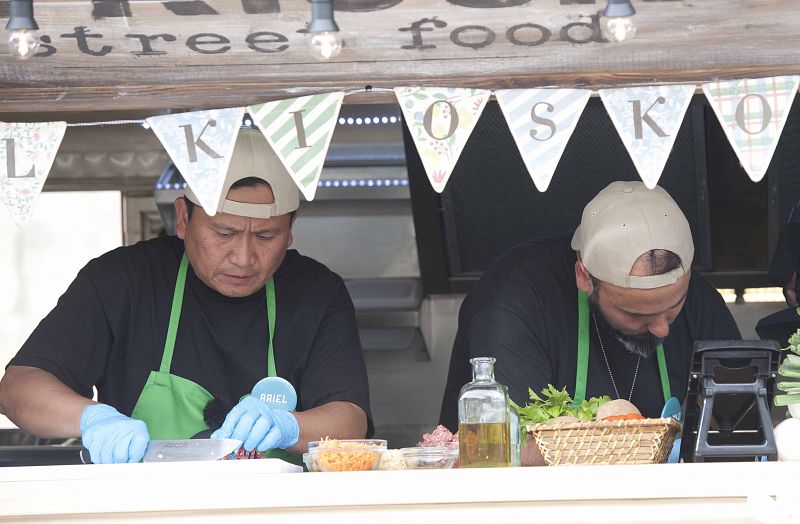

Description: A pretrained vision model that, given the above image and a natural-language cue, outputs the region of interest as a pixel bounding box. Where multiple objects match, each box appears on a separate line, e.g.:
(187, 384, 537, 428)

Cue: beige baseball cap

(571, 181, 694, 289)
(184, 129, 300, 218)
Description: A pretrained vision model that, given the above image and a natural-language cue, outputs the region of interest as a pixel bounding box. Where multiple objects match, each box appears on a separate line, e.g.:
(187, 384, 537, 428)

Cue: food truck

(0, 0, 798, 521)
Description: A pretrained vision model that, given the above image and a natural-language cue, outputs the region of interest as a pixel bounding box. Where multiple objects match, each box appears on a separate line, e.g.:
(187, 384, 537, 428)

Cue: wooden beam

(0, 0, 798, 111)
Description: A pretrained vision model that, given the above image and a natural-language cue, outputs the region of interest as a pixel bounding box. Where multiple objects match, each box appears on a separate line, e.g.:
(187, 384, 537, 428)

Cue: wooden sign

(0, 0, 799, 111)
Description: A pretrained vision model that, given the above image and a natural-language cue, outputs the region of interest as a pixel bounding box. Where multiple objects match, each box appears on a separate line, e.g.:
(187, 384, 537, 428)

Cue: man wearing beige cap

(440, 181, 740, 431)
(0, 129, 371, 464)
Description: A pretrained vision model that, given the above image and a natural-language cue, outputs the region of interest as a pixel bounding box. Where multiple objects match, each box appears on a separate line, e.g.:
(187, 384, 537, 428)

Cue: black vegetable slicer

(680, 340, 781, 462)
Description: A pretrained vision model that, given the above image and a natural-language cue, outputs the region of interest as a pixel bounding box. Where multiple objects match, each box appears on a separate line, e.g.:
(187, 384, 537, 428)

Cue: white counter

(1, 460, 798, 523)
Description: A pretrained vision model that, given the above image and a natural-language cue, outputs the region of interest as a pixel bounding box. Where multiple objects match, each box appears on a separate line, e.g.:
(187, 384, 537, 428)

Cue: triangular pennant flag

(395, 87, 491, 193)
(600, 85, 695, 189)
(147, 108, 245, 216)
(248, 92, 344, 201)
(702, 76, 800, 182)
(0, 122, 67, 228)
(495, 88, 591, 192)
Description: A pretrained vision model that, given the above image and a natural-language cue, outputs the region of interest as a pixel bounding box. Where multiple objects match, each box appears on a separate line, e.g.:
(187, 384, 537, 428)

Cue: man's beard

(587, 291, 662, 358)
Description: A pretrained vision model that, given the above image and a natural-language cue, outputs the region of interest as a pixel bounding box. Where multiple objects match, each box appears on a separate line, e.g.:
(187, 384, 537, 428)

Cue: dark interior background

(407, 94, 800, 295)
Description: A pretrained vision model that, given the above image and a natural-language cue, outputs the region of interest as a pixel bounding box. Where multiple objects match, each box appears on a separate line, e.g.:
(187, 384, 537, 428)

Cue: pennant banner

(395, 87, 490, 193)
(496, 88, 591, 192)
(147, 107, 245, 216)
(0, 122, 67, 228)
(703, 75, 800, 182)
(6, 77, 800, 234)
(600, 85, 695, 189)
(249, 92, 344, 202)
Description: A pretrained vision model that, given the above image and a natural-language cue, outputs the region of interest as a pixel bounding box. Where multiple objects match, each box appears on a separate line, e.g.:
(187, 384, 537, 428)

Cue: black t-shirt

(439, 236, 741, 430)
(11, 236, 373, 434)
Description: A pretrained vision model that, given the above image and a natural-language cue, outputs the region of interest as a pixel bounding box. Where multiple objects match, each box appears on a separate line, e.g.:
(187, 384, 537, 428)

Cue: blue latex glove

(80, 404, 150, 464)
(210, 395, 299, 452)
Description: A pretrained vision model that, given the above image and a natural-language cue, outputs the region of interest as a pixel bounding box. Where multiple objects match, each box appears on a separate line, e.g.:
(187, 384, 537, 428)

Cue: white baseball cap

(571, 181, 694, 289)
(184, 129, 300, 218)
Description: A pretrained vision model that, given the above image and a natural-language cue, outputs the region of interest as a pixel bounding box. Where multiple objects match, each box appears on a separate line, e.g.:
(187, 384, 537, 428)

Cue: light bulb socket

(308, 0, 339, 33)
(603, 0, 635, 18)
(5, 0, 38, 31)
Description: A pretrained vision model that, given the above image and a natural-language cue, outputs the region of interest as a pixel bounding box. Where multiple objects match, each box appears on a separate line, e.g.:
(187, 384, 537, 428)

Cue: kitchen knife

(80, 438, 242, 464)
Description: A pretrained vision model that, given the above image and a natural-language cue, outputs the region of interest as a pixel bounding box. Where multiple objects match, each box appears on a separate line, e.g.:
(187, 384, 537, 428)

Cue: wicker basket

(526, 418, 682, 466)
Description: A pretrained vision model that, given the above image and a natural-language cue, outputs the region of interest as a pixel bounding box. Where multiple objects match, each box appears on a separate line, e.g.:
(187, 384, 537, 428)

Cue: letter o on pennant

(735, 94, 772, 135)
(423, 100, 459, 140)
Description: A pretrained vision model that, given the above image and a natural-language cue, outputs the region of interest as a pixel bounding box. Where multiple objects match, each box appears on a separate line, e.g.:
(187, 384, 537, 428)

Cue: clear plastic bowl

(302, 452, 320, 472)
(400, 446, 459, 469)
(307, 439, 387, 472)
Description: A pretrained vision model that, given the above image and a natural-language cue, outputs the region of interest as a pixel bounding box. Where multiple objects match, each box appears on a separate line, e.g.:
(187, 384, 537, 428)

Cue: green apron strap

(575, 290, 590, 405)
(575, 289, 671, 404)
(266, 277, 277, 378)
(160, 253, 189, 374)
(656, 344, 671, 402)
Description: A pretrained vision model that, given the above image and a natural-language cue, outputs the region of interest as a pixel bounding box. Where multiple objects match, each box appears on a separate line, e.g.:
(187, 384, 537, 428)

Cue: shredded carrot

(313, 438, 383, 472)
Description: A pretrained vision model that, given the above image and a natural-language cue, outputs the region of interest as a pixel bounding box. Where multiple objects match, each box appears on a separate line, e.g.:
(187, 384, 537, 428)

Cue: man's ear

(175, 197, 189, 239)
(575, 259, 593, 294)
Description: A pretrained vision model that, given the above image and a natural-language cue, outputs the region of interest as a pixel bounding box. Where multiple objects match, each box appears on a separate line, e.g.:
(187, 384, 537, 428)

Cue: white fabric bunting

(495, 88, 591, 192)
(702, 76, 800, 182)
(395, 87, 490, 193)
(600, 85, 695, 189)
(249, 92, 344, 201)
(147, 108, 245, 216)
(0, 122, 67, 228)
(6, 78, 800, 230)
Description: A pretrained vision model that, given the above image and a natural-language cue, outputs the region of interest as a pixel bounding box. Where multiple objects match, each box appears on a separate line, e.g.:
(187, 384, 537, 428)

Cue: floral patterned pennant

(600, 85, 696, 189)
(148, 108, 245, 216)
(0, 122, 67, 228)
(395, 87, 491, 193)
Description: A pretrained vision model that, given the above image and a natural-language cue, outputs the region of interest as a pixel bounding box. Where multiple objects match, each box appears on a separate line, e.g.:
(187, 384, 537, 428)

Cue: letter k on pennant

(148, 107, 245, 216)
(600, 85, 695, 189)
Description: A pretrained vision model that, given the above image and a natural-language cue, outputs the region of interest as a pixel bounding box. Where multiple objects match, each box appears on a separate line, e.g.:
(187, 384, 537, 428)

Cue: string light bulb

(601, 0, 637, 43)
(307, 0, 342, 60)
(5, 0, 40, 59)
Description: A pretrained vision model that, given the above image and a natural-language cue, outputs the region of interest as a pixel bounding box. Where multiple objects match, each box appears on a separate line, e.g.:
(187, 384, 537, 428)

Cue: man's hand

(210, 395, 299, 452)
(785, 272, 798, 307)
(80, 404, 150, 464)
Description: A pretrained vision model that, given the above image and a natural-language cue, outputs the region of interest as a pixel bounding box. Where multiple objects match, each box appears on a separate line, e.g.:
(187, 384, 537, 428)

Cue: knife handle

(79, 447, 93, 464)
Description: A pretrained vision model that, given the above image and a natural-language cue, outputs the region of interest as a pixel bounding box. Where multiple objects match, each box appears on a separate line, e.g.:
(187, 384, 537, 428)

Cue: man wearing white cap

(440, 181, 740, 430)
(0, 129, 371, 465)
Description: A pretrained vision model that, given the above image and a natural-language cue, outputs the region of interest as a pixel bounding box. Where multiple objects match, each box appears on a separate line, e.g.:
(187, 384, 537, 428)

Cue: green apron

(131, 253, 302, 466)
(573, 290, 671, 405)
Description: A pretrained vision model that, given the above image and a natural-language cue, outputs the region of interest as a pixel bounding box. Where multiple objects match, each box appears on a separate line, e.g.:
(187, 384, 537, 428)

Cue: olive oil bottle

(458, 422, 510, 468)
(458, 357, 511, 468)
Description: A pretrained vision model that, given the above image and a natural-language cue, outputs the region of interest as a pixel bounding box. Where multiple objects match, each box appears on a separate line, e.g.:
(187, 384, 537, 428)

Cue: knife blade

(80, 438, 242, 464)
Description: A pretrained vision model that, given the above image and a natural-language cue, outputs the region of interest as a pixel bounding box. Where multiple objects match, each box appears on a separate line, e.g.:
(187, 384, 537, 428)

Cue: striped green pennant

(249, 92, 344, 201)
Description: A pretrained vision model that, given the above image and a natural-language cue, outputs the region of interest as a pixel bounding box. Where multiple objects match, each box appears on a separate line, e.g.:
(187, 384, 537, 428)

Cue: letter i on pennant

(0, 122, 67, 228)
(248, 92, 345, 201)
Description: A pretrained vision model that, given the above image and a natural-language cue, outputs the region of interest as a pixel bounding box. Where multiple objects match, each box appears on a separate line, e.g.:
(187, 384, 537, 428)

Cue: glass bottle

(458, 357, 511, 467)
